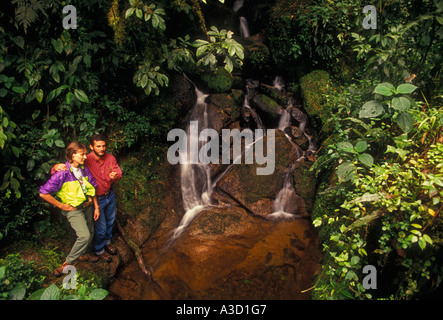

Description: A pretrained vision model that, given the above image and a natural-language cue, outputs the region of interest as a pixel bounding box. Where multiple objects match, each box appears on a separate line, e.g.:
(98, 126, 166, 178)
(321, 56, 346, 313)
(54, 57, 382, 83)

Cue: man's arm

(109, 155, 122, 182)
(92, 196, 100, 221)
(51, 163, 68, 175)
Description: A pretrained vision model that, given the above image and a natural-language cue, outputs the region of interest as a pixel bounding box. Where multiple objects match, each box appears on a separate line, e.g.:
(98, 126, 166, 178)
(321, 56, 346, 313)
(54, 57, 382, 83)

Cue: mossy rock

(201, 67, 233, 93)
(300, 70, 333, 131)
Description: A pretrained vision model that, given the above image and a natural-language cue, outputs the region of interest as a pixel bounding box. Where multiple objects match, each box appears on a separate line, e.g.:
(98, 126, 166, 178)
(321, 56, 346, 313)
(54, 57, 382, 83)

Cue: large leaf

(336, 141, 355, 153)
(374, 82, 395, 96)
(358, 153, 374, 167)
(359, 100, 384, 118)
(8, 283, 27, 300)
(391, 97, 410, 111)
(74, 89, 89, 103)
(354, 141, 368, 152)
(396, 83, 417, 94)
(89, 288, 109, 300)
(40, 284, 60, 300)
(337, 161, 356, 181)
(396, 112, 414, 133)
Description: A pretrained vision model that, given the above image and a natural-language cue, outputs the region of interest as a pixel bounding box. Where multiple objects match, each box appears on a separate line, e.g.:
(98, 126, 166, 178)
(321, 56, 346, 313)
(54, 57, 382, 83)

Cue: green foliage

(125, 1, 166, 31)
(267, 0, 364, 74)
(28, 282, 108, 300)
(193, 26, 244, 73)
(359, 82, 418, 133)
(311, 78, 443, 299)
(351, 0, 443, 91)
(0, 254, 44, 300)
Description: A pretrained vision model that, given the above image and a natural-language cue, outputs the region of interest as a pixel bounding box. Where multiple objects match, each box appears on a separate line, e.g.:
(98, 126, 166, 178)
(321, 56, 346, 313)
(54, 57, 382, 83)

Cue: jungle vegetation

(0, 0, 442, 300)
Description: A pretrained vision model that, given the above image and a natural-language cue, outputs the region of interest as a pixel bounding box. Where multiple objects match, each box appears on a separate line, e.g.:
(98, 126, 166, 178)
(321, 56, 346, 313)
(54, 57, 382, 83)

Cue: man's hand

(94, 208, 100, 221)
(109, 171, 118, 180)
(54, 163, 68, 172)
(60, 203, 76, 211)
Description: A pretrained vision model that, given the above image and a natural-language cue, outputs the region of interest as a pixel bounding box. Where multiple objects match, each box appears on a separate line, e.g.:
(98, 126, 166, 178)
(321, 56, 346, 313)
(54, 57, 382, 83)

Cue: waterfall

(267, 163, 299, 220)
(233, 0, 244, 12)
(268, 77, 314, 220)
(239, 16, 250, 38)
(273, 75, 285, 92)
(172, 88, 214, 241)
(278, 107, 292, 131)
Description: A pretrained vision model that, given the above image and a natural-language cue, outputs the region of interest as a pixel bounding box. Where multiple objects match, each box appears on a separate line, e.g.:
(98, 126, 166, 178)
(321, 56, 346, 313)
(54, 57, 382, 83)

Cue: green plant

(359, 82, 418, 133)
(28, 282, 108, 300)
(312, 95, 442, 299)
(193, 26, 244, 73)
(0, 254, 44, 300)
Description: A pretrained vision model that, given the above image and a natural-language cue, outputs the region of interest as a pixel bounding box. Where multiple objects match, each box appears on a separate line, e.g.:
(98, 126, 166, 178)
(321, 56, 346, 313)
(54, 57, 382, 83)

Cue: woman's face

(71, 148, 87, 166)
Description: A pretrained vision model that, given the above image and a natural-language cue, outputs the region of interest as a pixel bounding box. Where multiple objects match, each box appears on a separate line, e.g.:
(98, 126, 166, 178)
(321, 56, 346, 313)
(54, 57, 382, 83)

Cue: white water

(233, 0, 244, 12)
(268, 77, 316, 220)
(278, 107, 292, 131)
(172, 74, 316, 238)
(172, 88, 214, 240)
(273, 75, 285, 92)
(239, 16, 250, 38)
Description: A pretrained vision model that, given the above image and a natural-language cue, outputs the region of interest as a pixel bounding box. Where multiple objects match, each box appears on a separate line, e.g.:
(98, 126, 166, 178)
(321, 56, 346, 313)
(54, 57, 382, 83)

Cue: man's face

(91, 140, 107, 158)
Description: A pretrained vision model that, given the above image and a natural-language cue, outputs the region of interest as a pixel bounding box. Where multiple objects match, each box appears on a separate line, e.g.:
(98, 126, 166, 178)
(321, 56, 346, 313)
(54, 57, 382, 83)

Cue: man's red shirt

(85, 152, 122, 196)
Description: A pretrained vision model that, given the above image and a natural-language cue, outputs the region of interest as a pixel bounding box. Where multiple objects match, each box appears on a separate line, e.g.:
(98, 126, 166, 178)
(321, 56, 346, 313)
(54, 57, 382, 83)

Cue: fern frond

(12, 0, 47, 33)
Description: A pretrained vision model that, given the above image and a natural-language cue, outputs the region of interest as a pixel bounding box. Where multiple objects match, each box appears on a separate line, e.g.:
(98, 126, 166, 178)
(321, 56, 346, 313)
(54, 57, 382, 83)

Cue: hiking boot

(96, 251, 112, 262)
(53, 261, 71, 277)
(79, 253, 99, 263)
(104, 243, 118, 255)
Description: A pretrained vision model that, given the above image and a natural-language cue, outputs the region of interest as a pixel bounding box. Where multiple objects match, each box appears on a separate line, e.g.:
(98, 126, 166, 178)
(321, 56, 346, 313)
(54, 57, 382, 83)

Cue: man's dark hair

(66, 141, 87, 162)
(90, 133, 107, 147)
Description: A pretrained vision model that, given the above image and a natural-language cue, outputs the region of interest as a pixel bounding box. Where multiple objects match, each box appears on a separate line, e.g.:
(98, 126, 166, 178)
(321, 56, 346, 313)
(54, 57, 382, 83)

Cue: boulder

(212, 130, 300, 215)
(299, 70, 334, 132)
(113, 205, 320, 300)
(251, 94, 283, 127)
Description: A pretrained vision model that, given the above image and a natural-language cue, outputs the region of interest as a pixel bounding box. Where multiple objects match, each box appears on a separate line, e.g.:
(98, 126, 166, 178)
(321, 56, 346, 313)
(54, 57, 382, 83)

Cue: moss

(115, 146, 170, 218)
(201, 67, 233, 93)
(300, 70, 333, 131)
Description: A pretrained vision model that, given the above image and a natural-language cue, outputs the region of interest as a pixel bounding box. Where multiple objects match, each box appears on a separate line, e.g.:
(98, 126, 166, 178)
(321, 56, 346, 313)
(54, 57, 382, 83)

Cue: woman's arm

(39, 193, 75, 211)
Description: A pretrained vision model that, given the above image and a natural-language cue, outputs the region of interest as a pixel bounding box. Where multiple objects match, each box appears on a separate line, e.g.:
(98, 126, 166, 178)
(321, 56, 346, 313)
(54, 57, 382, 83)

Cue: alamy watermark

(167, 122, 276, 175)
(62, 265, 77, 290)
(62, 5, 77, 30)
(362, 265, 377, 290)
(363, 5, 377, 30)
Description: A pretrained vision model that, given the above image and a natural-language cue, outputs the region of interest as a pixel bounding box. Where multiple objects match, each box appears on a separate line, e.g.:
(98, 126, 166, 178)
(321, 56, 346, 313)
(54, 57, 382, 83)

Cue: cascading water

(233, 0, 244, 12)
(268, 77, 316, 220)
(239, 16, 250, 38)
(171, 88, 214, 241)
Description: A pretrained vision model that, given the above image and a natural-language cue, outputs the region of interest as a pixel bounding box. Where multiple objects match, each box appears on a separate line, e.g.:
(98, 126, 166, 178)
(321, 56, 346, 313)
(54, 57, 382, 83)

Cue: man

(40, 142, 100, 276)
(53, 134, 122, 262)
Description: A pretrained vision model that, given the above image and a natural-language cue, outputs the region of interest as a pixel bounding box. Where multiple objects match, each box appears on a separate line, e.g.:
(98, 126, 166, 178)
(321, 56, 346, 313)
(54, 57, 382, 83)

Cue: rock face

(109, 75, 320, 300)
(111, 205, 320, 300)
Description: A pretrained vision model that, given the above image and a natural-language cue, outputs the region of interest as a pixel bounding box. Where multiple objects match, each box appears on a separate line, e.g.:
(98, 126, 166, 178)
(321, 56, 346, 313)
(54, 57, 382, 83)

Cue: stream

(108, 0, 321, 300)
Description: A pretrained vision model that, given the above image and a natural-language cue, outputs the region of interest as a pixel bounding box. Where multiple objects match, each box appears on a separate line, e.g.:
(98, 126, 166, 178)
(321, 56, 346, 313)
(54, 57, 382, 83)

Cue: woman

(39, 141, 100, 276)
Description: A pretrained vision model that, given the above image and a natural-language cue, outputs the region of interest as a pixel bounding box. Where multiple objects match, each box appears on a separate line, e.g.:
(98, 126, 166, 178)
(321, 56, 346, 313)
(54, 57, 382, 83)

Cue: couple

(39, 134, 122, 276)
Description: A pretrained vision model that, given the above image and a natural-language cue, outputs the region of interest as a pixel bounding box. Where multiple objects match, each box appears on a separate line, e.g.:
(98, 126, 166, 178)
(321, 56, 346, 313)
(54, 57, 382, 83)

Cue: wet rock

(212, 130, 300, 215)
(108, 277, 143, 300)
(206, 93, 241, 133)
(251, 93, 283, 125)
(283, 126, 309, 150)
(292, 161, 317, 214)
(259, 83, 288, 106)
(121, 206, 320, 300)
